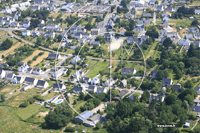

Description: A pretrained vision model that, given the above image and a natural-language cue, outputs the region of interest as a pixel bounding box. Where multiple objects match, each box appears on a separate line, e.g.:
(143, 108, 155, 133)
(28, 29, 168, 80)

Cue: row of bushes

(19, 95, 44, 108)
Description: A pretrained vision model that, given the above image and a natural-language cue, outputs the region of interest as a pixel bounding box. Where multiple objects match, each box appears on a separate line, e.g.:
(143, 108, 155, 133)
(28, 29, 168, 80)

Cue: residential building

(82, 77, 91, 84)
(149, 94, 165, 103)
(52, 68, 66, 78)
(150, 70, 157, 78)
(12, 76, 25, 84)
(20, 21, 30, 28)
(35, 80, 49, 89)
(18, 63, 29, 72)
(119, 79, 127, 88)
(32, 31, 40, 37)
(0, 69, 6, 79)
(84, 114, 101, 127)
(45, 31, 55, 39)
(71, 56, 81, 65)
(24, 77, 38, 85)
(91, 77, 100, 85)
(46, 24, 60, 30)
(74, 110, 94, 124)
(21, 85, 31, 91)
(32, 68, 43, 75)
(172, 83, 182, 91)
(22, 30, 31, 36)
(10, 21, 19, 27)
(48, 53, 61, 59)
(178, 39, 191, 46)
(91, 28, 100, 35)
(88, 85, 97, 93)
(121, 68, 136, 75)
(135, 24, 145, 34)
(102, 78, 115, 87)
(195, 9, 200, 15)
(97, 87, 107, 94)
(125, 13, 133, 19)
(114, 90, 130, 101)
(6, 73, 16, 81)
(193, 40, 200, 48)
(26, 67, 33, 73)
(142, 13, 152, 17)
(166, 32, 178, 38)
(162, 78, 173, 87)
(72, 86, 85, 94)
(72, 69, 84, 80)
(52, 83, 66, 92)
(185, 34, 193, 39)
(195, 87, 200, 95)
(191, 106, 200, 117)
(34, 0, 44, 4)
(194, 32, 200, 39)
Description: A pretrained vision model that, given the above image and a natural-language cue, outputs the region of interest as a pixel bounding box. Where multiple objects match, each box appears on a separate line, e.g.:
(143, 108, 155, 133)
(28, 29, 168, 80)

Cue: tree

(95, 36, 105, 44)
(165, 94, 177, 105)
(0, 39, 13, 50)
(184, 80, 194, 89)
(44, 105, 72, 129)
(163, 37, 172, 48)
(79, 92, 85, 100)
(57, 34, 62, 42)
(140, 90, 150, 103)
(96, 122, 101, 129)
(191, 19, 199, 26)
(1, 94, 5, 102)
(133, 92, 141, 102)
(30, 19, 40, 29)
(184, 94, 194, 106)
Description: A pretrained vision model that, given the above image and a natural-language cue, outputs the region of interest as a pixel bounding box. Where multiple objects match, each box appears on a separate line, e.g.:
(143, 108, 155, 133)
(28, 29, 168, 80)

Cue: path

(192, 118, 200, 130)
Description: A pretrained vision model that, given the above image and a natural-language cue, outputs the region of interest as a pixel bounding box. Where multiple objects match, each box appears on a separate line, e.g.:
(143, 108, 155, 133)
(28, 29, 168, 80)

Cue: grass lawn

(73, 100, 87, 113)
(31, 51, 49, 67)
(168, 19, 193, 27)
(82, 59, 98, 73)
(17, 104, 41, 120)
(86, 61, 109, 78)
(145, 41, 159, 59)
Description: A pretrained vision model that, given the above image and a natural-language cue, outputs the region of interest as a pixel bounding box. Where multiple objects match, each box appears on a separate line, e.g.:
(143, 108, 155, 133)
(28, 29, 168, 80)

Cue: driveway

(92, 103, 105, 113)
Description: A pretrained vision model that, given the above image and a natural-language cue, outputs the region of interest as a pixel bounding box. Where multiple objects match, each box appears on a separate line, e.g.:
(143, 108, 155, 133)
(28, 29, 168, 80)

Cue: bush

(27, 97, 36, 104)
(64, 127, 75, 132)
(96, 122, 101, 130)
(19, 100, 29, 108)
(34, 95, 44, 101)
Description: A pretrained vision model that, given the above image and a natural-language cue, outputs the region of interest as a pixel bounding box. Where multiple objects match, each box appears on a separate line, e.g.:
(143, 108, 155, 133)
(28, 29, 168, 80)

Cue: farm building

(74, 110, 94, 124)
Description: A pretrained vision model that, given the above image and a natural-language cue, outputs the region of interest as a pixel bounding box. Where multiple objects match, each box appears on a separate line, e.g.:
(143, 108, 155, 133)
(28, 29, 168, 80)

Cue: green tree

(163, 37, 172, 48)
(79, 92, 85, 100)
(96, 122, 101, 129)
(0, 39, 13, 50)
(191, 19, 199, 26)
(1, 94, 5, 102)
(165, 94, 177, 105)
(140, 90, 150, 103)
(184, 94, 194, 106)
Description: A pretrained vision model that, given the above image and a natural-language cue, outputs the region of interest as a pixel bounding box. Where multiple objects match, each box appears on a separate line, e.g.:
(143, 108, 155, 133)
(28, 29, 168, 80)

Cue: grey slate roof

(195, 87, 200, 95)
(24, 77, 35, 84)
(75, 110, 94, 121)
(191, 106, 200, 112)
(121, 68, 135, 74)
(53, 83, 64, 89)
(88, 85, 95, 91)
(36, 80, 46, 86)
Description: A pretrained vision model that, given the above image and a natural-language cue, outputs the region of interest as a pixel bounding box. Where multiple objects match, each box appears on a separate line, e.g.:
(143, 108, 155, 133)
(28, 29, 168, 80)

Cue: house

(72, 69, 84, 80)
(102, 78, 115, 87)
(156, 5, 164, 12)
(48, 53, 61, 60)
(150, 70, 157, 78)
(143, 20, 150, 25)
(119, 28, 126, 35)
(22, 30, 31, 36)
(135, 24, 145, 34)
(88, 85, 97, 93)
(82, 77, 91, 84)
(191, 106, 200, 117)
(185, 34, 193, 39)
(74, 110, 94, 124)
(114, 90, 130, 101)
(194, 87, 200, 95)
(121, 68, 136, 75)
(26, 67, 33, 73)
(12, 76, 25, 84)
(119, 79, 127, 88)
(32, 31, 40, 37)
(13, 11, 21, 20)
(91, 77, 100, 85)
(45, 31, 55, 39)
(52, 83, 66, 92)
(178, 39, 191, 46)
(162, 78, 173, 87)
(162, 16, 170, 22)
(172, 83, 181, 91)
(194, 32, 200, 39)
(37, 24, 45, 29)
(72, 86, 85, 94)
(184, 122, 190, 128)
(46, 24, 60, 30)
(90, 41, 101, 46)
(127, 36, 139, 44)
(107, 19, 114, 29)
(71, 56, 81, 65)
(166, 32, 178, 38)
(164, 7, 175, 12)
(193, 40, 200, 48)
(91, 28, 100, 35)
(97, 87, 107, 94)
(24, 77, 38, 85)
(10, 21, 19, 27)
(85, 114, 101, 127)
(74, 32, 83, 40)
(32, 68, 43, 75)
(142, 13, 152, 18)
(125, 13, 133, 19)
(21, 85, 31, 91)
(34, 0, 44, 4)
(18, 63, 29, 72)
(20, 21, 30, 28)
(35, 80, 49, 89)
(113, 15, 120, 22)
(0, 69, 6, 79)
(6, 73, 16, 81)
(0, 63, 9, 69)
(149, 94, 165, 103)
(52, 68, 66, 78)
(104, 33, 114, 42)
(195, 9, 200, 15)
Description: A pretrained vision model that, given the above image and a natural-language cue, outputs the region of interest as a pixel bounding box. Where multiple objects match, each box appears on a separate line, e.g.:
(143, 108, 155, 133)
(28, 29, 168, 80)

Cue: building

(195, 87, 200, 95)
(45, 31, 55, 39)
(191, 106, 200, 117)
(52, 68, 66, 78)
(195, 9, 200, 15)
(71, 56, 81, 65)
(22, 30, 31, 36)
(142, 13, 152, 18)
(149, 94, 165, 103)
(102, 78, 115, 87)
(178, 39, 191, 46)
(150, 70, 157, 78)
(0, 69, 6, 79)
(72, 70, 84, 80)
(74, 110, 94, 124)
(172, 83, 182, 91)
(135, 24, 145, 34)
(32, 68, 43, 75)
(20, 21, 30, 28)
(91, 77, 100, 85)
(48, 53, 61, 60)
(119, 79, 127, 88)
(24, 77, 38, 85)
(97, 87, 107, 94)
(52, 83, 66, 92)
(82, 77, 91, 84)
(46, 24, 60, 30)
(72, 86, 85, 94)
(12, 75, 25, 84)
(114, 90, 130, 101)
(84, 114, 101, 127)
(6, 73, 16, 80)
(162, 78, 173, 87)
(21, 85, 31, 91)
(35, 80, 49, 89)
(121, 68, 136, 75)
(88, 85, 97, 93)
(91, 28, 100, 35)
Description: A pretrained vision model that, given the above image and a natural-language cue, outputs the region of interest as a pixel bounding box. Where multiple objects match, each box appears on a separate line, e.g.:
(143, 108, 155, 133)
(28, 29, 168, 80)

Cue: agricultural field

(31, 51, 49, 67)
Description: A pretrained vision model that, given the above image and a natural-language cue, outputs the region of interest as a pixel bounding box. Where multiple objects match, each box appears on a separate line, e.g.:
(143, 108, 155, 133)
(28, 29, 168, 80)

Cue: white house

(35, 80, 49, 89)
(97, 87, 108, 94)
(71, 56, 81, 65)
(22, 30, 31, 36)
(102, 78, 115, 87)
(178, 38, 191, 46)
(24, 77, 38, 86)
(52, 83, 66, 92)
(18, 63, 29, 72)
(12, 76, 25, 84)
(21, 21, 30, 28)
(52, 68, 66, 78)
(46, 24, 60, 30)
(32, 68, 43, 75)
(6, 73, 16, 80)
(21, 85, 31, 91)
(91, 77, 100, 85)
(0, 69, 6, 79)
(195, 9, 200, 15)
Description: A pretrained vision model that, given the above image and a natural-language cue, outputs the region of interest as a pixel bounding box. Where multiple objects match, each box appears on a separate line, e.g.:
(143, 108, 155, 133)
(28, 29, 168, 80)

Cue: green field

(86, 61, 109, 78)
